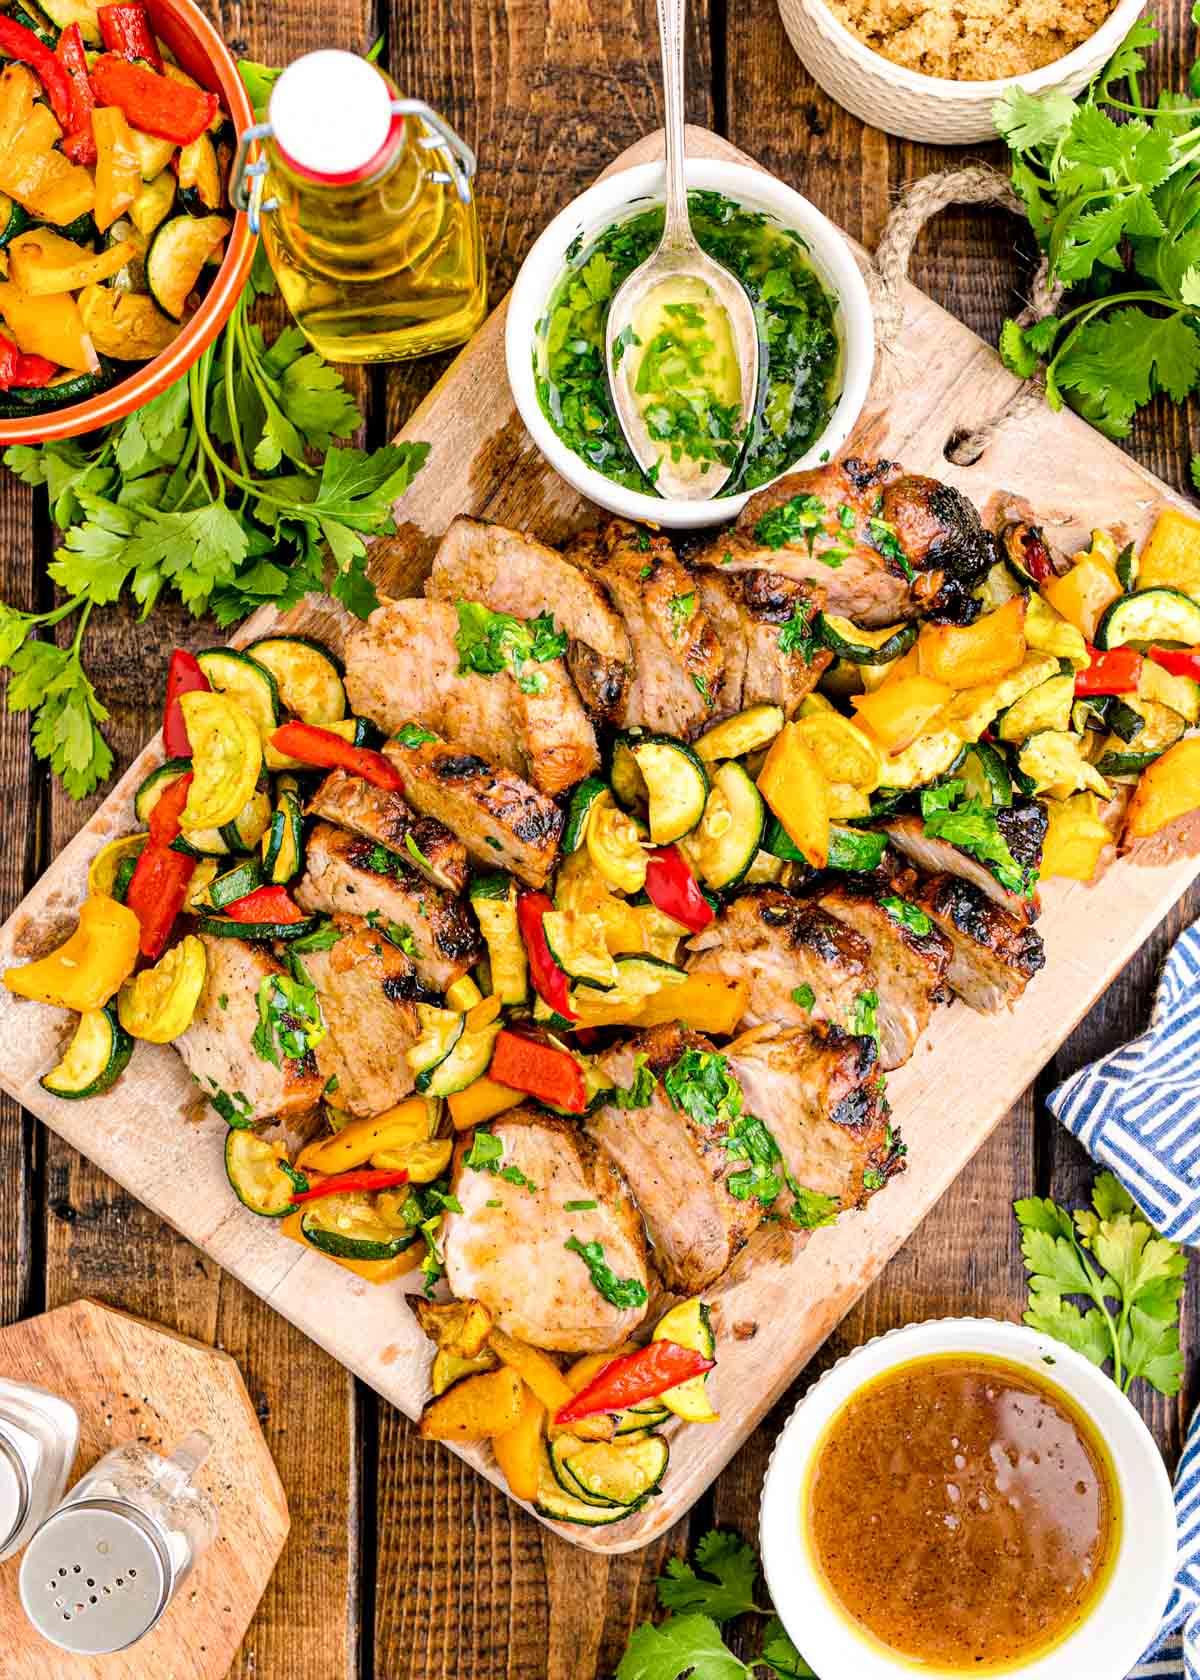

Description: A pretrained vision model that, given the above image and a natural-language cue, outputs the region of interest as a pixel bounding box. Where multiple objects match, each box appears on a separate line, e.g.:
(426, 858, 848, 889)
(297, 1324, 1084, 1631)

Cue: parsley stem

(223, 305, 252, 484)
(1045, 290, 1186, 385)
(69, 596, 92, 658)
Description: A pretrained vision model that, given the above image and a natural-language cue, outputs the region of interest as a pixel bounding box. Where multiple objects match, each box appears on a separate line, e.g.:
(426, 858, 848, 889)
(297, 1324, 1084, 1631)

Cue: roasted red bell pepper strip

(490, 1028, 586, 1113)
(290, 1167, 409, 1203)
(56, 23, 97, 165)
(223, 884, 307, 925)
(10, 352, 58, 387)
(97, 3, 163, 68)
(1148, 645, 1200, 683)
(515, 890, 575, 1021)
(148, 769, 193, 846)
(1075, 644, 1143, 697)
(554, 1340, 715, 1424)
(0, 15, 73, 129)
(125, 841, 195, 959)
(90, 54, 218, 145)
(162, 649, 209, 757)
(644, 846, 714, 933)
(270, 721, 403, 792)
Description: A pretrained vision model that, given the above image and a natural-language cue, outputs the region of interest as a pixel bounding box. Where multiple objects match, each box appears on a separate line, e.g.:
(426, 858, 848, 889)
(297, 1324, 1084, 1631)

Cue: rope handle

(866, 164, 1063, 465)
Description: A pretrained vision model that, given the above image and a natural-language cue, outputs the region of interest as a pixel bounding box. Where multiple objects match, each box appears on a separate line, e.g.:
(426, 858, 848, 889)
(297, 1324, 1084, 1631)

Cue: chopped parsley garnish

(826, 826, 888, 872)
(880, 896, 932, 936)
(365, 841, 413, 880)
(862, 1165, 888, 1191)
(639, 564, 652, 579)
(251, 971, 326, 1067)
(498, 1165, 538, 1191)
(217, 992, 229, 1011)
(636, 530, 652, 552)
(564, 1199, 598, 1212)
(789, 1184, 840, 1229)
(777, 600, 820, 663)
(611, 323, 639, 366)
(485, 1198, 502, 1208)
(836, 502, 856, 532)
(668, 590, 696, 638)
(288, 917, 345, 953)
(725, 1111, 789, 1206)
(366, 909, 418, 957)
(612, 1052, 656, 1109)
(565, 1236, 648, 1309)
(324, 1074, 340, 1096)
(791, 983, 815, 1010)
(464, 1129, 536, 1191)
(394, 722, 438, 748)
(920, 778, 1036, 897)
(663, 1048, 742, 1129)
(849, 989, 879, 1044)
(454, 601, 568, 696)
(753, 491, 826, 551)
(210, 1086, 252, 1127)
(692, 672, 712, 704)
(405, 833, 432, 871)
(867, 516, 915, 582)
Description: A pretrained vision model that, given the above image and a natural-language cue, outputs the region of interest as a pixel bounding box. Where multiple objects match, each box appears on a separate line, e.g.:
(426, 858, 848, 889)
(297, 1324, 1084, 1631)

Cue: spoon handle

(657, 0, 691, 252)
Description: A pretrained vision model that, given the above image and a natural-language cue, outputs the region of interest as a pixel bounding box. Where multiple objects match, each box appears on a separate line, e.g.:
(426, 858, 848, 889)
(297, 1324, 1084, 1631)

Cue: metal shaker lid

(19, 1498, 172, 1655)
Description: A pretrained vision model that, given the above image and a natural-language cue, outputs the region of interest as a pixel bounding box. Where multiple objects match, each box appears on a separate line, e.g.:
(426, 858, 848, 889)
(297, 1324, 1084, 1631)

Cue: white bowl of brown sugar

(759, 1316, 1177, 1679)
(776, 0, 1149, 143)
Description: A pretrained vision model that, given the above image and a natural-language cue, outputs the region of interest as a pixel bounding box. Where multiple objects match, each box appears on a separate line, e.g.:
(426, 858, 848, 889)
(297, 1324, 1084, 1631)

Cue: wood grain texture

(0, 1298, 288, 1680)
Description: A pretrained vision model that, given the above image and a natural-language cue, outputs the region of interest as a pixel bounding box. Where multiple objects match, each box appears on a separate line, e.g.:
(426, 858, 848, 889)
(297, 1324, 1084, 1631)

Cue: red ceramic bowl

(0, 0, 256, 445)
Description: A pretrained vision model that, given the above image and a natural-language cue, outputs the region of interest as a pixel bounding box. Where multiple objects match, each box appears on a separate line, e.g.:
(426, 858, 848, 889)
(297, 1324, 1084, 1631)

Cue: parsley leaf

(565, 1235, 648, 1309)
(612, 1052, 657, 1109)
(753, 492, 826, 552)
(288, 918, 345, 953)
(454, 600, 568, 695)
(879, 895, 932, 936)
(848, 989, 879, 1044)
(920, 778, 1035, 897)
(251, 972, 326, 1067)
(657, 1531, 764, 1621)
(788, 1185, 840, 1230)
(776, 600, 820, 663)
(790, 983, 815, 1010)
(616, 1613, 751, 1680)
(866, 516, 914, 581)
(668, 590, 696, 638)
(1015, 1172, 1186, 1394)
(394, 722, 438, 748)
(663, 1049, 743, 1129)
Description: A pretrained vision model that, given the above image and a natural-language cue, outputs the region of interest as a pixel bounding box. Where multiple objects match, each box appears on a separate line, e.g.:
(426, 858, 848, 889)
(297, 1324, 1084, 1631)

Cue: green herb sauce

(536, 190, 840, 497)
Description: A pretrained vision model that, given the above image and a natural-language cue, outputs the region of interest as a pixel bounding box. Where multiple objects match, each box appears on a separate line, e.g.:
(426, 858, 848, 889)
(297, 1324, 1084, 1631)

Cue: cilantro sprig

(994, 18, 1200, 466)
(0, 63, 428, 801)
(1015, 1171, 1187, 1395)
(616, 1529, 815, 1680)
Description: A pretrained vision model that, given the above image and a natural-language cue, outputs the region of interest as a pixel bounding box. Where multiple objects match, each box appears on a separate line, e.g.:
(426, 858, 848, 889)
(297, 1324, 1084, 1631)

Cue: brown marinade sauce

(805, 1354, 1121, 1671)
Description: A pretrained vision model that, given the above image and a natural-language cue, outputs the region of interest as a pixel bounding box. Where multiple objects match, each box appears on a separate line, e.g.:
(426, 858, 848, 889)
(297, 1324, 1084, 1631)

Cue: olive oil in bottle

(245, 50, 487, 363)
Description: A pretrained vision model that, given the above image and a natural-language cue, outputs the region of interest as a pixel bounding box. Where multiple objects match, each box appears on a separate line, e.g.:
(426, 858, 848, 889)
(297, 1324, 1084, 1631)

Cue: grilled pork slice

(343, 596, 598, 796)
(685, 887, 872, 1031)
(728, 1024, 900, 1213)
(300, 914, 422, 1116)
(884, 802, 1046, 923)
(695, 569, 832, 716)
(814, 876, 951, 1069)
(695, 457, 991, 626)
(589, 1024, 763, 1293)
(427, 515, 633, 721)
(383, 733, 561, 888)
(176, 935, 323, 1123)
(443, 1109, 649, 1352)
(563, 519, 723, 736)
(306, 768, 467, 896)
(295, 823, 479, 993)
(912, 872, 1046, 1012)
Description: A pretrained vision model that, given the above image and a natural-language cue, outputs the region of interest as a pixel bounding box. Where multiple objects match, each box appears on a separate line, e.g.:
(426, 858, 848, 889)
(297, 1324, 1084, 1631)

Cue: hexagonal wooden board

(0, 1298, 288, 1678)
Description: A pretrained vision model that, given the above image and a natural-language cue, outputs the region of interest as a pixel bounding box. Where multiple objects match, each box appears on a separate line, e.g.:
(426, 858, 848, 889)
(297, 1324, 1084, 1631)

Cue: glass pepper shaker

(0, 1378, 79, 1566)
(18, 1429, 218, 1656)
(232, 49, 488, 363)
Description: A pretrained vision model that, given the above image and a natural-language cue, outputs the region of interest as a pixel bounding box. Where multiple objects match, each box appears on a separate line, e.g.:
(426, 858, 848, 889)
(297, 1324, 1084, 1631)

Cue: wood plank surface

(0, 2, 1195, 1677)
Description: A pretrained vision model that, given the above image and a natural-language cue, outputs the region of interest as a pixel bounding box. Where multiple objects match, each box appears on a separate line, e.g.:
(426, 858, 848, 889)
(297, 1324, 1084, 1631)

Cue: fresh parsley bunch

(617, 1529, 815, 1680)
(0, 61, 428, 801)
(1015, 1170, 1187, 1395)
(995, 16, 1200, 469)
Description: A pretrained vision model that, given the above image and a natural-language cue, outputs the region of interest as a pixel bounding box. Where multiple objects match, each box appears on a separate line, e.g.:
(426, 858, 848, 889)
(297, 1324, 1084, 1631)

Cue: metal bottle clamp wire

(231, 100, 478, 234)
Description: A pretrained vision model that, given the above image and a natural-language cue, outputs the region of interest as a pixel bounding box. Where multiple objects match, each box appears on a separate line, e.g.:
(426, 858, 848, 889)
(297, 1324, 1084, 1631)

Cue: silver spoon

(604, 0, 759, 501)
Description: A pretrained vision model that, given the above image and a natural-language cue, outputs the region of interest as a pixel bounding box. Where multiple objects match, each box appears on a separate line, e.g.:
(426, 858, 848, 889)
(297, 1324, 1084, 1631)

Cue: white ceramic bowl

(505, 157, 875, 532)
(760, 1317, 1177, 1680)
(777, 0, 1149, 145)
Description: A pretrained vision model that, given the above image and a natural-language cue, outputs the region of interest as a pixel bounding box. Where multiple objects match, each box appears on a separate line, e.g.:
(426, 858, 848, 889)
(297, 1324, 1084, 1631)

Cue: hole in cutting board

(944, 427, 985, 467)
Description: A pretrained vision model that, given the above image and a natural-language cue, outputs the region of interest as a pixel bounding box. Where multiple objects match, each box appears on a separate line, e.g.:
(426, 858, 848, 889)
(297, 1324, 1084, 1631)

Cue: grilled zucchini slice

(1095, 699, 1187, 775)
(1096, 587, 1200, 650)
(819, 614, 918, 664)
(146, 213, 230, 320)
(612, 734, 708, 844)
(654, 1297, 718, 1423)
(246, 636, 347, 725)
(407, 1005, 466, 1089)
(219, 782, 272, 853)
(196, 648, 280, 737)
(956, 741, 1013, 808)
(261, 778, 304, 883)
(468, 873, 527, 1006)
(687, 762, 764, 890)
(40, 1004, 133, 1100)
(694, 704, 785, 762)
(542, 909, 617, 991)
(562, 775, 607, 853)
(559, 1435, 669, 1508)
(225, 1130, 307, 1218)
(534, 1444, 633, 1526)
(205, 857, 264, 911)
(134, 758, 191, 823)
(300, 1192, 416, 1261)
(996, 673, 1075, 743)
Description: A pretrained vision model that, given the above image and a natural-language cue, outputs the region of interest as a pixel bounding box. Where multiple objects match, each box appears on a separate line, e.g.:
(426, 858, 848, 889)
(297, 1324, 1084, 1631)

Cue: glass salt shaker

(0, 1377, 79, 1565)
(18, 1429, 218, 1656)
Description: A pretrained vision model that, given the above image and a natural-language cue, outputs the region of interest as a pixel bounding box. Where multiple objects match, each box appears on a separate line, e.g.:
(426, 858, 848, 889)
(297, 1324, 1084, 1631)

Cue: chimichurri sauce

(536, 190, 841, 497)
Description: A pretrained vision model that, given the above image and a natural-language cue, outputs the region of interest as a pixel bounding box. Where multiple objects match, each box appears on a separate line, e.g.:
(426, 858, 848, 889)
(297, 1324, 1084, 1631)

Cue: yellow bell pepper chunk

(92, 106, 141, 233)
(1041, 795, 1112, 882)
(0, 101, 94, 226)
(1124, 738, 1200, 839)
(179, 691, 263, 831)
(492, 1382, 545, 1503)
(1137, 507, 1200, 603)
(4, 894, 139, 1012)
(8, 229, 137, 296)
(756, 723, 828, 868)
(117, 934, 206, 1042)
(297, 1094, 435, 1174)
(917, 596, 1027, 690)
(448, 1076, 523, 1131)
(1042, 553, 1123, 641)
(0, 282, 97, 373)
(851, 675, 952, 754)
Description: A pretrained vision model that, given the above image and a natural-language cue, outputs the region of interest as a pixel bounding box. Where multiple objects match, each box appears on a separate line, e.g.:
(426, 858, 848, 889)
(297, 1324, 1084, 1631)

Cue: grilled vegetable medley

(0, 0, 230, 414)
(6, 453, 1200, 1524)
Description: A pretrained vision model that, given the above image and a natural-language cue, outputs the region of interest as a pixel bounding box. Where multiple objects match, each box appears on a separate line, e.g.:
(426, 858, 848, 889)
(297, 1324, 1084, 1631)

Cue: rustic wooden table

(1, 1, 1197, 1675)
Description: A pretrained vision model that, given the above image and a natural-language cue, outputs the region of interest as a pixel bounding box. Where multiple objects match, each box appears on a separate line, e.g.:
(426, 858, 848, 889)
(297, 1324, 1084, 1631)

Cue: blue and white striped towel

(1046, 923, 1200, 1680)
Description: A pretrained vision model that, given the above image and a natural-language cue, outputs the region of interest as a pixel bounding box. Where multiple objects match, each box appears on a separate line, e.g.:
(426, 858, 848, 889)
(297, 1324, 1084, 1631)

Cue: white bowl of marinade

(759, 1317, 1177, 1679)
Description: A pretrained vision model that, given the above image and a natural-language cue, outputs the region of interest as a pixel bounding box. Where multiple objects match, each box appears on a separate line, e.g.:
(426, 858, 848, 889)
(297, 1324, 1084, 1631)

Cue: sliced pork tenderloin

(911, 872, 1046, 1012)
(298, 914, 423, 1116)
(306, 768, 467, 895)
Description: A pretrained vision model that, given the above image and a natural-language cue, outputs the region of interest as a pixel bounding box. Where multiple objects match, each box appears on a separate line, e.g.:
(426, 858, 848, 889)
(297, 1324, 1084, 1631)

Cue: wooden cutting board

(0, 1299, 288, 1678)
(0, 127, 1196, 1554)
